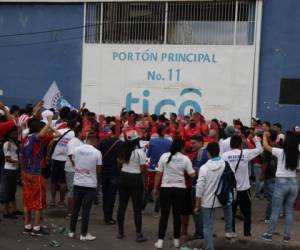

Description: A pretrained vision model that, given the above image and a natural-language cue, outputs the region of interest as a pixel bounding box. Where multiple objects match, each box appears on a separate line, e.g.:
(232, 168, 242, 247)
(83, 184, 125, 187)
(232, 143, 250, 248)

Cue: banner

(82, 45, 256, 124)
(43, 81, 73, 110)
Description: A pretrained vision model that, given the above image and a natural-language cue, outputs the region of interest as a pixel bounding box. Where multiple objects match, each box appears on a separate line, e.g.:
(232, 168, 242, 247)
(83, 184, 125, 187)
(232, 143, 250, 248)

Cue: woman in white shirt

(261, 131, 300, 243)
(0, 126, 23, 218)
(117, 130, 147, 243)
(153, 138, 195, 249)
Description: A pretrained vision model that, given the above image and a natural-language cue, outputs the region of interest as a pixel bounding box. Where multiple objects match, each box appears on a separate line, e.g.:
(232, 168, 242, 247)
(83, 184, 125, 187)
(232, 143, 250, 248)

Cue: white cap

(41, 109, 54, 121)
(126, 130, 140, 141)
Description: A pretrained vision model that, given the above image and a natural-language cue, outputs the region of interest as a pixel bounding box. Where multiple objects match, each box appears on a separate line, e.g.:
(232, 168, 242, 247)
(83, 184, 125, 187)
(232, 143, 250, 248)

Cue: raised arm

(37, 115, 52, 139)
(32, 100, 44, 120)
(0, 101, 14, 121)
(245, 136, 263, 160)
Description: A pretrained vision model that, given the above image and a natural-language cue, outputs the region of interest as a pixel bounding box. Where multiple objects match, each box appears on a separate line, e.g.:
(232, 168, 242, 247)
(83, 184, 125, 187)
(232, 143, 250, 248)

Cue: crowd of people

(0, 100, 299, 250)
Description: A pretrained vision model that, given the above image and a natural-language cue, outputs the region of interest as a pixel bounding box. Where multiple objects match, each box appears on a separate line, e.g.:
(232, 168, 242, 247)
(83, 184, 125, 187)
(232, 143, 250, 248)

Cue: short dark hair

(230, 135, 242, 149)
(151, 114, 158, 122)
(25, 104, 33, 115)
(263, 121, 271, 127)
(28, 119, 45, 134)
(10, 105, 20, 114)
(59, 106, 71, 120)
(190, 135, 204, 143)
(67, 119, 78, 130)
(206, 142, 220, 158)
(273, 123, 282, 130)
(171, 113, 177, 119)
(74, 125, 83, 137)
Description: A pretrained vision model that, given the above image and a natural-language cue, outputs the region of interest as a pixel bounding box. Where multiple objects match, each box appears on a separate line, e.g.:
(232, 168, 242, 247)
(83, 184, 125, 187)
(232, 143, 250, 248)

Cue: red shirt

(0, 120, 15, 138)
(247, 138, 262, 164)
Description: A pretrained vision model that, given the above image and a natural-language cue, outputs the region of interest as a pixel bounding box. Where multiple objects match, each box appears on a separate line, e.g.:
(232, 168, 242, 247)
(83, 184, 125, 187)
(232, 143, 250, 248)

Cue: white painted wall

(81, 44, 257, 124)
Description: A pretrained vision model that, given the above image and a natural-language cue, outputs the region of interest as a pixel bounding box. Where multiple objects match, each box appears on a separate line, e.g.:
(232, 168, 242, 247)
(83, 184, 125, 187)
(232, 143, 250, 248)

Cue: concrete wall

(0, 3, 84, 108)
(257, 0, 300, 130)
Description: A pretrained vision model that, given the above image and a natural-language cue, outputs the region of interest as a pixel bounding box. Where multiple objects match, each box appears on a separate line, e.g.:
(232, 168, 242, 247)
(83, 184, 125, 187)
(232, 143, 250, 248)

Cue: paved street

(0, 184, 300, 250)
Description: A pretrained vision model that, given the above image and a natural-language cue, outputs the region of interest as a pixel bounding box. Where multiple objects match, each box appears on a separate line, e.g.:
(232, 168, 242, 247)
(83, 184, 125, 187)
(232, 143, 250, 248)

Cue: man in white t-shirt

(222, 135, 263, 237)
(65, 125, 85, 216)
(50, 120, 75, 207)
(69, 131, 102, 241)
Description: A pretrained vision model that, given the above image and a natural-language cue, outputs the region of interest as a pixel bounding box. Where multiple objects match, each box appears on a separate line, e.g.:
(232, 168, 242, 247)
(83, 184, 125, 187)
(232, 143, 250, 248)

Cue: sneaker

(173, 238, 180, 248)
(153, 212, 160, 218)
(154, 239, 163, 249)
(264, 220, 270, 224)
(136, 233, 147, 243)
(80, 233, 96, 241)
(225, 232, 237, 239)
(68, 231, 75, 238)
(31, 227, 49, 237)
(48, 201, 56, 208)
(105, 219, 116, 225)
(23, 227, 32, 235)
(117, 232, 124, 239)
(283, 236, 291, 243)
(261, 233, 272, 241)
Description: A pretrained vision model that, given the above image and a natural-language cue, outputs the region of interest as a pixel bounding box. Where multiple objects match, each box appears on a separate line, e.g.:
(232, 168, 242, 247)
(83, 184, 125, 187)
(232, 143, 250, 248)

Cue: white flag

(43, 81, 73, 110)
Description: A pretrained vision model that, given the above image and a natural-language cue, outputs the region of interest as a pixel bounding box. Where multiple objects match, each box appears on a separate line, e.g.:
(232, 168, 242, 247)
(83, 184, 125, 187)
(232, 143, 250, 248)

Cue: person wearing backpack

(194, 142, 235, 250)
(222, 135, 263, 237)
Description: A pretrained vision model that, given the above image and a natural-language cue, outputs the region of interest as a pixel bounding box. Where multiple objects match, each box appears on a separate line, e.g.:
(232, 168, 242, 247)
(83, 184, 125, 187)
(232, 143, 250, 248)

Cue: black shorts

(0, 169, 17, 203)
(181, 188, 193, 215)
(51, 160, 66, 185)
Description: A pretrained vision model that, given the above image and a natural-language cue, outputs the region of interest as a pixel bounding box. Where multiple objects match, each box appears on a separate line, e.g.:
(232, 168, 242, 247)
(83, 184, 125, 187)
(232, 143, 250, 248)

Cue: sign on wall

(82, 45, 255, 123)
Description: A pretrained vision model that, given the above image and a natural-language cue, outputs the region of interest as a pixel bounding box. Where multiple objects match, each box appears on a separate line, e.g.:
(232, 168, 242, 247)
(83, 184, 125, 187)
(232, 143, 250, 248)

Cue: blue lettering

(161, 53, 167, 61)
(125, 92, 139, 111)
(203, 54, 210, 63)
(142, 90, 150, 113)
(154, 99, 176, 115)
(212, 54, 217, 63)
(147, 71, 156, 81)
(112, 52, 118, 60)
(178, 100, 201, 116)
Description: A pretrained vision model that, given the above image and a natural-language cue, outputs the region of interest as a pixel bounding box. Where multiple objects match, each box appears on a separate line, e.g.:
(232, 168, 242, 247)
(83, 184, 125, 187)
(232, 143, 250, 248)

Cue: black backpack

(214, 161, 236, 206)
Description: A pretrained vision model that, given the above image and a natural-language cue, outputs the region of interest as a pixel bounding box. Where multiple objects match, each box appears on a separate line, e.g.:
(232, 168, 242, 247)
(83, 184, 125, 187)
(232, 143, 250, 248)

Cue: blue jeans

(264, 178, 275, 220)
(202, 207, 215, 250)
(201, 205, 233, 250)
(191, 187, 203, 239)
(267, 177, 298, 237)
(223, 204, 233, 233)
(253, 163, 263, 196)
